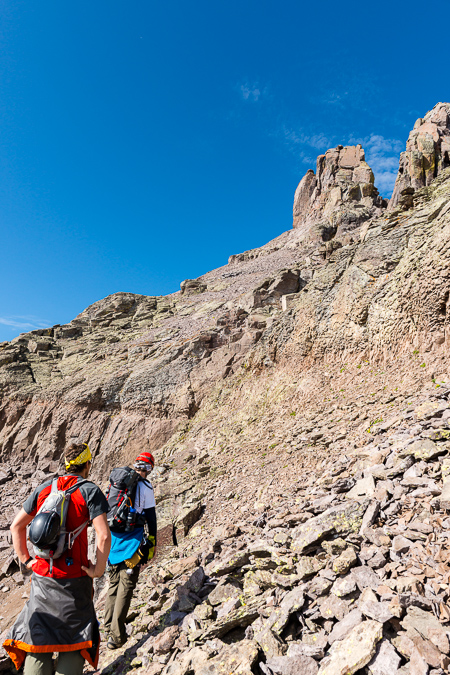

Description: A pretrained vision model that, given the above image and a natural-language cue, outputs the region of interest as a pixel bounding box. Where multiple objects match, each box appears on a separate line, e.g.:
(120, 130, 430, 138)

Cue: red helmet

(134, 452, 155, 469)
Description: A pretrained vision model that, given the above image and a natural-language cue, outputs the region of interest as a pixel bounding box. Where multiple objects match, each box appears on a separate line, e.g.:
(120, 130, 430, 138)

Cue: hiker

(104, 451, 157, 650)
(3, 442, 110, 675)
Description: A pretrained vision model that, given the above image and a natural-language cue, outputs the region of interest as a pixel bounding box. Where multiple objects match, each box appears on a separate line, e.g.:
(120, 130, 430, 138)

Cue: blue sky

(1, 0, 448, 342)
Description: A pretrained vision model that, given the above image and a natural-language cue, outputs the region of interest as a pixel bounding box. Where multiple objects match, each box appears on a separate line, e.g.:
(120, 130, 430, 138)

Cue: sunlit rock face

(292, 145, 387, 246)
(389, 102, 450, 211)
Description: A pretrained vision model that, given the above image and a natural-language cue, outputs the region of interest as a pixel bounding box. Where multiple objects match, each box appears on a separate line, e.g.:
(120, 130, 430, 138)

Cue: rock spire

(389, 102, 450, 210)
(292, 144, 387, 244)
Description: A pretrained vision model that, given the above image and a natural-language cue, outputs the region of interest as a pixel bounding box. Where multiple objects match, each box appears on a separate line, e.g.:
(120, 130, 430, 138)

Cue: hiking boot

(107, 637, 123, 650)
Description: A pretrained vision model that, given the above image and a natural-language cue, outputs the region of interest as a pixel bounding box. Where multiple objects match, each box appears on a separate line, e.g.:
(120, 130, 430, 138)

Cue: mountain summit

(293, 144, 387, 244)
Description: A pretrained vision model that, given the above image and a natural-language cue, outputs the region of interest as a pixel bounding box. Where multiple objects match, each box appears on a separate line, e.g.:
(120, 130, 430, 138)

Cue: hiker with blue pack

(3, 442, 110, 675)
(103, 451, 157, 650)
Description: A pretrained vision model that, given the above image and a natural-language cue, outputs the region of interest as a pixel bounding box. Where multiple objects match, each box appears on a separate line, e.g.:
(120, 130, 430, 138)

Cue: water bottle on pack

(125, 507, 137, 532)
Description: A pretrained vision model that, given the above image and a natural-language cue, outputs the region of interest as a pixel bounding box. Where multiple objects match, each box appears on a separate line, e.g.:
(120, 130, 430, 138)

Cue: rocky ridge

(389, 103, 450, 211)
(1, 102, 450, 674)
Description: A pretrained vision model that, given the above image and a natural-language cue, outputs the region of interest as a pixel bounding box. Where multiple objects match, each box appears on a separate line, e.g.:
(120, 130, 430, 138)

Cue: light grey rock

(351, 566, 382, 592)
(360, 598, 393, 623)
(400, 439, 445, 462)
(368, 639, 402, 675)
(331, 575, 357, 597)
(288, 642, 325, 660)
(208, 581, 241, 606)
(401, 606, 448, 650)
(346, 475, 376, 500)
(209, 550, 250, 576)
(216, 597, 241, 619)
(319, 594, 349, 621)
(265, 654, 319, 675)
(360, 500, 381, 535)
(328, 609, 363, 644)
(410, 646, 429, 675)
(317, 619, 383, 675)
(392, 535, 413, 554)
(198, 596, 265, 640)
(291, 501, 368, 554)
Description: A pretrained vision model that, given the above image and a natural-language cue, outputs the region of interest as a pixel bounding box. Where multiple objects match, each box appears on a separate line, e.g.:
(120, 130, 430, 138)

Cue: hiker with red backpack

(3, 442, 110, 675)
(103, 451, 157, 650)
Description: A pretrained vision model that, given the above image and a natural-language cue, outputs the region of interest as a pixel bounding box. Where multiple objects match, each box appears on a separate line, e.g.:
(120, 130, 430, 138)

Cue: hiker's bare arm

(11, 508, 35, 568)
(82, 513, 111, 578)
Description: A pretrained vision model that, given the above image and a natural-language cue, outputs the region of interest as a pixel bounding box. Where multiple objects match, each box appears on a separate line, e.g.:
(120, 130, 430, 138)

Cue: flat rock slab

(350, 566, 382, 592)
(292, 501, 368, 554)
(166, 555, 199, 579)
(328, 609, 363, 645)
(257, 587, 305, 637)
(318, 620, 383, 675)
(198, 596, 265, 640)
(359, 500, 380, 534)
(399, 438, 446, 461)
(208, 581, 241, 606)
(440, 477, 450, 509)
(264, 654, 319, 675)
(319, 594, 349, 621)
(331, 574, 357, 597)
(401, 606, 448, 650)
(288, 642, 325, 659)
(197, 640, 259, 675)
(209, 550, 250, 576)
(360, 599, 393, 623)
(346, 475, 376, 500)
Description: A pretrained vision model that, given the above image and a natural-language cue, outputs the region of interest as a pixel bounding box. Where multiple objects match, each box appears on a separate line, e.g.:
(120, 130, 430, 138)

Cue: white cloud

(0, 315, 50, 331)
(283, 128, 331, 151)
(240, 83, 262, 102)
(348, 133, 404, 197)
(279, 125, 332, 165)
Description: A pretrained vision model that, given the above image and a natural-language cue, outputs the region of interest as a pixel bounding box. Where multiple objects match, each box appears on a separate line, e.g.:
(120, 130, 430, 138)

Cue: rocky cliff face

(292, 144, 387, 245)
(2, 104, 450, 675)
(389, 102, 450, 211)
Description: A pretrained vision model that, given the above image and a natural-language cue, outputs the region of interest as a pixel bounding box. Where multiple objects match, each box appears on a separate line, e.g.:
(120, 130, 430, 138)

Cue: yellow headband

(65, 444, 92, 470)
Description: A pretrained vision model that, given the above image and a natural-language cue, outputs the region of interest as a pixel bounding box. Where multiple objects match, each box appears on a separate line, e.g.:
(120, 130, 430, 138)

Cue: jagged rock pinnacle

(389, 102, 450, 210)
(292, 144, 387, 245)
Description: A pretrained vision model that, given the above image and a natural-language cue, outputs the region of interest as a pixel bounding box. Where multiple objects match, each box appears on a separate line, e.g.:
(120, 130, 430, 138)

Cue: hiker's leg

(55, 650, 85, 675)
(103, 563, 121, 634)
(23, 652, 53, 675)
(110, 565, 140, 644)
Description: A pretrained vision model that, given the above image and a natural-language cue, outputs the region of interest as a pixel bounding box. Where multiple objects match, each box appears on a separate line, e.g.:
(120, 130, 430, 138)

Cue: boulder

(208, 580, 241, 606)
(197, 640, 259, 675)
(263, 654, 319, 675)
(317, 620, 383, 675)
(153, 625, 180, 655)
(328, 609, 363, 644)
(291, 501, 367, 554)
(367, 639, 402, 675)
(332, 547, 357, 575)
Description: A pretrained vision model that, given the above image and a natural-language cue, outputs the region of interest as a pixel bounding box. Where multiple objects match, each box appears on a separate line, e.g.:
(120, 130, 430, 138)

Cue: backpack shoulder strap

(64, 478, 89, 496)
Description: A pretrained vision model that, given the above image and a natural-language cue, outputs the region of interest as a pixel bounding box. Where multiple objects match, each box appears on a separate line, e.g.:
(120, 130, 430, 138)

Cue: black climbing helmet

(29, 511, 61, 549)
